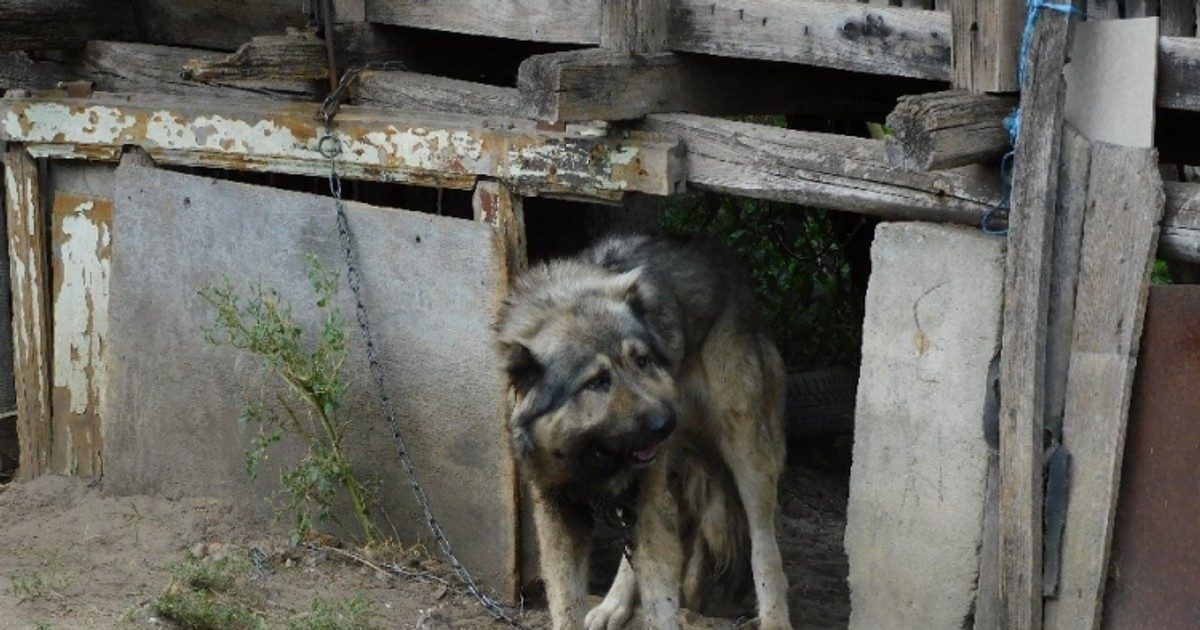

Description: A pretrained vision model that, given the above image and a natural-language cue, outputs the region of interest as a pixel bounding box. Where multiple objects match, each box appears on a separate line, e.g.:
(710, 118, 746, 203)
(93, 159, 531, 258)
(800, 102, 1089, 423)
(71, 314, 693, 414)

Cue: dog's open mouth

(632, 442, 663, 463)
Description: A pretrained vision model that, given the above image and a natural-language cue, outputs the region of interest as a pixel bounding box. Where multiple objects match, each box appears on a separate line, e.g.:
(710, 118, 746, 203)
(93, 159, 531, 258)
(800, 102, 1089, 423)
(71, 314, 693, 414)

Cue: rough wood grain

(518, 49, 912, 122)
(128, 0, 309, 51)
(953, 0, 1023, 91)
(1158, 181, 1200, 271)
(884, 90, 1017, 170)
(50, 192, 111, 478)
(3, 148, 51, 478)
(181, 29, 328, 99)
(0, 52, 77, 92)
(641, 113, 1003, 223)
(0, 0, 136, 52)
(669, 0, 952, 80)
(998, 7, 1076, 629)
(1042, 144, 1165, 630)
(1158, 0, 1196, 36)
(1158, 36, 1200, 111)
(357, 70, 522, 116)
(364, 0, 601, 44)
(601, 0, 668, 52)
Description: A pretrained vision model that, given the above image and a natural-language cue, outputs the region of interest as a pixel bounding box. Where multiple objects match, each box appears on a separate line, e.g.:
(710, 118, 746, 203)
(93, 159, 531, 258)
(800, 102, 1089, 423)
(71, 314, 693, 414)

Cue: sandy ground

(0, 463, 848, 629)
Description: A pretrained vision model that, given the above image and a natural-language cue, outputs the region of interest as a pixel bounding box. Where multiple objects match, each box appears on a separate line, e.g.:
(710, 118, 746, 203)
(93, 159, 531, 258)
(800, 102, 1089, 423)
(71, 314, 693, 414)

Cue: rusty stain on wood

(51, 192, 111, 478)
(3, 147, 52, 478)
(0, 93, 685, 198)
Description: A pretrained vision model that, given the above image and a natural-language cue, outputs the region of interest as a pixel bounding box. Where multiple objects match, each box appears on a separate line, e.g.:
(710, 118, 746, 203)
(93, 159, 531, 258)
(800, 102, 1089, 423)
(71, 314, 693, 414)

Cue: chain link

(318, 71, 527, 628)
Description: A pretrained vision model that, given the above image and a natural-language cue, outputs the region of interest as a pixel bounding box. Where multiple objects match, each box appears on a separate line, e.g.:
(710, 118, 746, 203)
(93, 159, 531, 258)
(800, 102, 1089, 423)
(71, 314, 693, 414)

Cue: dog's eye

(583, 372, 611, 392)
(635, 355, 651, 370)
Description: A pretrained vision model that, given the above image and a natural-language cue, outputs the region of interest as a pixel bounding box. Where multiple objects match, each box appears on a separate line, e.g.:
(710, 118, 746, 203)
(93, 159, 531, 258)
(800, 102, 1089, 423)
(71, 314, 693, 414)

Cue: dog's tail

(679, 450, 752, 615)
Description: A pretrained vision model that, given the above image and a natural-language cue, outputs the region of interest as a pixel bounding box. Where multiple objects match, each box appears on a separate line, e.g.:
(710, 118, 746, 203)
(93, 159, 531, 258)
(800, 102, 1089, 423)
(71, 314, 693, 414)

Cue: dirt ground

(0, 463, 848, 629)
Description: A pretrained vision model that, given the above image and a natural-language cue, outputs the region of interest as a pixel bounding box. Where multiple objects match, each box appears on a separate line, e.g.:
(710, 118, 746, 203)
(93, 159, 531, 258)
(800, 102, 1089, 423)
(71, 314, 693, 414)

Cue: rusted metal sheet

(50, 192, 111, 478)
(0, 93, 686, 198)
(2, 148, 51, 478)
(1102, 286, 1200, 628)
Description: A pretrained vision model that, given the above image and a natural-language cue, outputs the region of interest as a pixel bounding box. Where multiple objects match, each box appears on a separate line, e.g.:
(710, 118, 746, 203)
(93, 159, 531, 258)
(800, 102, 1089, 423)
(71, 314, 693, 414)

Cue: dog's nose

(641, 408, 676, 439)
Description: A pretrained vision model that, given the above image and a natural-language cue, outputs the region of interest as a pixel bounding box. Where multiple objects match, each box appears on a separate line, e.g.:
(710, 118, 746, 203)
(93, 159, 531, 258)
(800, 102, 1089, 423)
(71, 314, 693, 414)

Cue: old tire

(784, 368, 856, 439)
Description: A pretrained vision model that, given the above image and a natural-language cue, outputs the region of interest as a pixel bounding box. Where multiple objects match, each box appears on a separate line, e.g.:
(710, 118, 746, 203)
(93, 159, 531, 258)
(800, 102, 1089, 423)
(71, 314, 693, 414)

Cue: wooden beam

(669, 0, 952, 81)
(601, 0, 668, 52)
(1158, 37, 1200, 111)
(1043, 144, 1165, 630)
(1158, 0, 1196, 37)
(363, 0, 601, 44)
(2, 147, 51, 478)
(179, 29, 328, 99)
(0, 0, 136, 52)
(0, 92, 685, 198)
(518, 49, 909, 123)
(127, 0, 309, 52)
(998, 5, 1076, 628)
(953, 0, 1024, 92)
(641, 113, 1002, 223)
(1159, 181, 1200, 262)
(884, 90, 1017, 170)
(352, 70, 1200, 263)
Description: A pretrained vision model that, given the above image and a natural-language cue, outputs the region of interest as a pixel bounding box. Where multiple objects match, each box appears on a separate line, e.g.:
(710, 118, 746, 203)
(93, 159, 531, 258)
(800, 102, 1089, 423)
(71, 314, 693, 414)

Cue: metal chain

(318, 71, 527, 629)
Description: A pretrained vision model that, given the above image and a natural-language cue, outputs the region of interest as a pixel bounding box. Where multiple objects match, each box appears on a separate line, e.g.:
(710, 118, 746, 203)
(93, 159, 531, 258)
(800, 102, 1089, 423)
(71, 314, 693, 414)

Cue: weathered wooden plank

(2, 147, 51, 478)
(1158, 0, 1196, 36)
(601, 0, 668, 52)
(180, 29, 328, 98)
(0, 52, 78, 92)
(884, 90, 1017, 170)
(50, 192, 111, 478)
(953, 0, 1023, 92)
(1159, 181, 1200, 269)
(364, 0, 601, 43)
(0, 0, 136, 52)
(1043, 125, 1091, 440)
(518, 48, 908, 123)
(357, 70, 523, 116)
(998, 6, 1077, 628)
(641, 113, 1003, 223)
(670, 0, 952, 80)
(1158, 37, 1200, 111)
(1042, 144, 1165, 630)
(128, 0, 309, 52)
(0, 93, 684, 198)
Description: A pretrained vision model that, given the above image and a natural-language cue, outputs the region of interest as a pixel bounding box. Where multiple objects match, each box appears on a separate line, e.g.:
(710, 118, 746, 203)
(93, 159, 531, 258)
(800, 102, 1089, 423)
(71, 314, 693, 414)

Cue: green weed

(286, 595, 379, 630)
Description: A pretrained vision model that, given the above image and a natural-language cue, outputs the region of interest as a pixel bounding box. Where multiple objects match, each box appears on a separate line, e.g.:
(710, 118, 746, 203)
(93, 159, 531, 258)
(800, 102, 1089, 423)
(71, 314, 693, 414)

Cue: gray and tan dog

(496, 234, 792, 629)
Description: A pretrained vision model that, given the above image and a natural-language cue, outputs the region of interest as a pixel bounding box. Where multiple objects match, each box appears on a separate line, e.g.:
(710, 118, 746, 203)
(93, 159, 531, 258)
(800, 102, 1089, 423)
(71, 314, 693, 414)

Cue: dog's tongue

(633, 443, 660, 462)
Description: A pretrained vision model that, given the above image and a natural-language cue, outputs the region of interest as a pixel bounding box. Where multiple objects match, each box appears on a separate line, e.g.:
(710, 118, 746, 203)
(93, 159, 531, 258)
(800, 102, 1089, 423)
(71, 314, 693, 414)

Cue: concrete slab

(105, 165, 517, 595)
(845, 222, 1005, 630)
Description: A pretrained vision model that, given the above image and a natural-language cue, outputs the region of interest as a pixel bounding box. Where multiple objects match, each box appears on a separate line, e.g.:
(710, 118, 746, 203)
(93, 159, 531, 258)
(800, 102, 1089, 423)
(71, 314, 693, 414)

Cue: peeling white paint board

(50, 192, 111, 478)
(1063, 17, 1159, 147)
(107, 164, 518, 595)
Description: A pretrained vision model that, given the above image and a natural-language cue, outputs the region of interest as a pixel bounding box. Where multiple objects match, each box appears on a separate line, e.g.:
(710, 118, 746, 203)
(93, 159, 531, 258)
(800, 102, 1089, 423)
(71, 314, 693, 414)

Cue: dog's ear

(611, 266, 649, 317)
(498, 338, 543, 396)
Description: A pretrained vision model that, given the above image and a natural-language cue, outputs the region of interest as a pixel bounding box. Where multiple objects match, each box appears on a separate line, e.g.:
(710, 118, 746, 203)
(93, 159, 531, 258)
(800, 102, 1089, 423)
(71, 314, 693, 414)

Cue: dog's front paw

(585, 598, 634, 630)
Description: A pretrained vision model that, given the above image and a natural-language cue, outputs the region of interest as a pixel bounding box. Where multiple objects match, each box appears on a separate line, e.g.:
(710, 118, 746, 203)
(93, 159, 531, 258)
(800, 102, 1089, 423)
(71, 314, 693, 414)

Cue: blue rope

(982, 0, 1085, 236)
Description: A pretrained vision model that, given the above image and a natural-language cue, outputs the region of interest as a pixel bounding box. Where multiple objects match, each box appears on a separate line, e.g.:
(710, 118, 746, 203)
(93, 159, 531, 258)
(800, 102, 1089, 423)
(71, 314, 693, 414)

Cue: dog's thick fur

(496, 235, 791, 629)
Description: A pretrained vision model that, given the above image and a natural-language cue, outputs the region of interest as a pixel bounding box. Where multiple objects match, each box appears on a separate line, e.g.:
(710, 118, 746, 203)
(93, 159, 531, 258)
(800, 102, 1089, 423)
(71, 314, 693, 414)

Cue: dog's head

(496, 261, 680, 488)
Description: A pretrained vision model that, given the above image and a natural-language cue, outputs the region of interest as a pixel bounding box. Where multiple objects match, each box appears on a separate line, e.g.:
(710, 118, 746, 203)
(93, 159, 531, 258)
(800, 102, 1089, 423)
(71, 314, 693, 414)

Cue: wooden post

(472, 179, 527, 599)
(1043, 145, 1165, 630)
(953, 0, 1023, 92)
(600, 0, 667, 53)
(3, 147, 51, 478)
(884, 90, 1017, 170)
(997, 5, 1077, 628)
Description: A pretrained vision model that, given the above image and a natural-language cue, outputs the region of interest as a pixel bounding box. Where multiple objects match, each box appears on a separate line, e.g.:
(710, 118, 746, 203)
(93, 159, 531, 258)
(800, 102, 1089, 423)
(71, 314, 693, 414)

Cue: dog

(496, 234, 792, 629)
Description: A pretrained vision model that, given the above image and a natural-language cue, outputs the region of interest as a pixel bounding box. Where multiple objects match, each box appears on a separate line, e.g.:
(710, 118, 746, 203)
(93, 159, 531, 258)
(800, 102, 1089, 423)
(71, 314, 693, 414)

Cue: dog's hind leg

(708, 336, 792, 630)
(632, 463, 685, 629)
(585, 556, 637, 630)
(533, 490, 592, 629)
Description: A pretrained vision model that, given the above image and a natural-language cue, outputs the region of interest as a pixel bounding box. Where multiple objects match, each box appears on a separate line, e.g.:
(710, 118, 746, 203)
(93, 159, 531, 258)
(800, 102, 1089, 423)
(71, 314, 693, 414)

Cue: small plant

(155, 555, 264, 630)
(286, 595, 380, 630)
(199, 255, 380, 546)
(8, 551, 71, 603)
